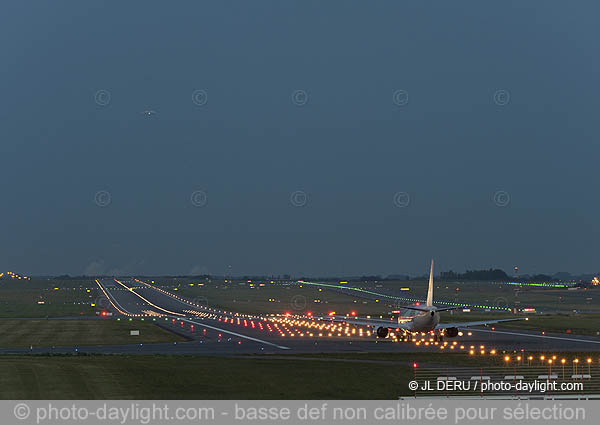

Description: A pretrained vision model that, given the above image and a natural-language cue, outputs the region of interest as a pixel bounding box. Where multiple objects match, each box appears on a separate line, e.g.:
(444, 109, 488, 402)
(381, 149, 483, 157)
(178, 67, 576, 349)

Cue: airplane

(331, 260, 527, 342)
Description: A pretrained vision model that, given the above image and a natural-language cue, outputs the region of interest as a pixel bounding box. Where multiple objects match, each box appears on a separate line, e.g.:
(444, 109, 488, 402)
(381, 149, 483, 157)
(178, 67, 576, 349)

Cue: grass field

(0, 279, 99, 318)
(0, 320, 185, 348)
(0, 354, 415, 399)
(2, 351, 597, 399)
(279, 351, 600, 367)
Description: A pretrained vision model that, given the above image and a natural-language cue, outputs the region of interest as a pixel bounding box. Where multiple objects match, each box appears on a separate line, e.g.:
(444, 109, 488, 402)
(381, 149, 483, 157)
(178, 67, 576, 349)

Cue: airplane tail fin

(426, 259, 434, 307)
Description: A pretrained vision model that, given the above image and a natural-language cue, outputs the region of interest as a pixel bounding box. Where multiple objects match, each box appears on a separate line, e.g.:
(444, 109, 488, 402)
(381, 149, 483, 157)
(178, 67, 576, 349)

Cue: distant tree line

(439, 268, 510, 281)
(521, 274, 554, 282)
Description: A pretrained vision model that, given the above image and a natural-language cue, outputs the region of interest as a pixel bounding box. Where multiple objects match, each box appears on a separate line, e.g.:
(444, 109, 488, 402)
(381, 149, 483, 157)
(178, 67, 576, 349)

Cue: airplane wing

(435, 306, 460, 312)
(327, 316, 413, 330)
(435, 317, 528, 329)
(395, 305, 459, 312)
(398, 305, 430, 312)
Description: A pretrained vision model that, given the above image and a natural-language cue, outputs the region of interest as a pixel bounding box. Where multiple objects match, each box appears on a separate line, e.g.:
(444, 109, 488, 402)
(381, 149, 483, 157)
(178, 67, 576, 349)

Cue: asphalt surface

(2, 278, 599, 355)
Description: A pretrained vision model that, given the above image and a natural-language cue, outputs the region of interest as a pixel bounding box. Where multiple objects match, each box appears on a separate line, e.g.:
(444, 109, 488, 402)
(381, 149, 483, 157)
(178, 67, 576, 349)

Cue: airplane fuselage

(406, 307, 440, 332)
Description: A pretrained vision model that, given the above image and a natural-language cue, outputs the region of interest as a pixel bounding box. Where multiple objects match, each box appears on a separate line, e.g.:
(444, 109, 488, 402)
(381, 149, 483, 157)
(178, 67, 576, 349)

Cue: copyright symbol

(94, 89, 111, 106)
(408, 381, 418, 391)
(291, 90, 308, 106)
(393, 191, 410, 208)
(291, 295, 307, 311)
(393, 89, 409, 107)
(14, 403, 30, 420)
(493, 190, 510, 207)
(190, 190, 208, 207)
(192, 89, 208, 107)
(94, 190, 112, 208)
(290, 190, 308, 207)
(493, 89, 510, 106)
(192, 296, 209, 309)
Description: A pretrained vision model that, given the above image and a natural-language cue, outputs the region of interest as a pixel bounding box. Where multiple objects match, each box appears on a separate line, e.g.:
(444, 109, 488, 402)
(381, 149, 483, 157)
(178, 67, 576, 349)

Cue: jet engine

(445, 327, 459, 338)
(376, 327, 389, 338)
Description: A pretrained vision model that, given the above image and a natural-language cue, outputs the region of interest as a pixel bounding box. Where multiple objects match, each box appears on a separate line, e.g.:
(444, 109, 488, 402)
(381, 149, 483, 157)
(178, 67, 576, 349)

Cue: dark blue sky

(2, 1, 599, 276)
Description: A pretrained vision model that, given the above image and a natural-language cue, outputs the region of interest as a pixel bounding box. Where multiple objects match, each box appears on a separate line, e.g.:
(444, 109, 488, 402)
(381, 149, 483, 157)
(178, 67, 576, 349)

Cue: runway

(4, 278, 599, 356)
